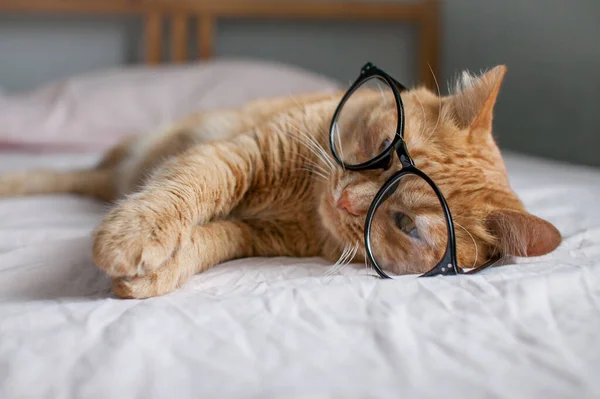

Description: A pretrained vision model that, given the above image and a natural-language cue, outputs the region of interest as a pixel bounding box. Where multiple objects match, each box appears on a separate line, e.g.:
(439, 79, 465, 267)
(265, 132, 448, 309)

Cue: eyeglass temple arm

(421, 255, 503, 278)
(464, 256, 504, 275)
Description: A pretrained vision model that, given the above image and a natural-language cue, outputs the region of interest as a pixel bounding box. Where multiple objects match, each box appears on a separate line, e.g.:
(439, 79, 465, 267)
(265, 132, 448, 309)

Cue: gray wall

(0, 1, 599, 166)
(0, 14, 418, 91)
(443, 0, 600, 167)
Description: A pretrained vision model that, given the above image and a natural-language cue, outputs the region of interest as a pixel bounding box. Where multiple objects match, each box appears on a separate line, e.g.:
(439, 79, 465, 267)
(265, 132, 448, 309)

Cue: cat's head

(318, 66, 561, 273)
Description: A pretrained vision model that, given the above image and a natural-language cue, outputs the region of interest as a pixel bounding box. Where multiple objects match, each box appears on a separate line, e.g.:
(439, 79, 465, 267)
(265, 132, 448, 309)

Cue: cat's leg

(110, 218, 315, 299)
(0, 135, 137, 201)
(92, 136, 258, 279)
(110, 219, 253, 298)
(96, 135, 138, 170)
(0, 168, 117, 201)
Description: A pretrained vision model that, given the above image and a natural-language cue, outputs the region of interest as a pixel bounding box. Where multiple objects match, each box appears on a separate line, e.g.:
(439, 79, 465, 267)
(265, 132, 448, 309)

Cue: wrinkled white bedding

(0, 151, 599, 398)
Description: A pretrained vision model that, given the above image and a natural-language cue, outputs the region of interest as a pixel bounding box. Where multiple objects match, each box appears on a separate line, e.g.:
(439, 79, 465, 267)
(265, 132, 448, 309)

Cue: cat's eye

(380, 138, 392, 152)
(394, 212, 420, 239)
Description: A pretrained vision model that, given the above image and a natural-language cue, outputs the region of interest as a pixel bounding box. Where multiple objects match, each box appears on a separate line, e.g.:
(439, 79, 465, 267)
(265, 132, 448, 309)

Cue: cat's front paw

(92, 199, 183, 278)
(112, 266, 183, 299)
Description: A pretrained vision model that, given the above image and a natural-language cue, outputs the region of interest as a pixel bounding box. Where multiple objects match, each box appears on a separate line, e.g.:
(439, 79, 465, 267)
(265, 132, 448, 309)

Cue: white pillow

(0, 59, 341, 151)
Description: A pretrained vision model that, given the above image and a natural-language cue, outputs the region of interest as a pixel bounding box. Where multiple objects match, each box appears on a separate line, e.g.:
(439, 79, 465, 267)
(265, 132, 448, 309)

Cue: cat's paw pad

(92, 201, 182, 278)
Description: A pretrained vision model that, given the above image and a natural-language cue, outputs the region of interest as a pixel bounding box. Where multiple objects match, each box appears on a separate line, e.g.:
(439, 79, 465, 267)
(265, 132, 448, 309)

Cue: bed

(1, 149, 600, 398)
(1, 1, 600, 398)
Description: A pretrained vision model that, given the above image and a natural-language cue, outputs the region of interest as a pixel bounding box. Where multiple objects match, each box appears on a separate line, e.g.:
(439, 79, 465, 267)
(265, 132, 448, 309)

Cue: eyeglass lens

(332, 76, 398, 166)
(368, 173, 449, 276)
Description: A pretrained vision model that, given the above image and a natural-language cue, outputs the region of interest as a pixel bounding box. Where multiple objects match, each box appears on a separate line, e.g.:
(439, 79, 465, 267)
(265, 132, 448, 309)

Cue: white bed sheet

(0, 151, 599, 398)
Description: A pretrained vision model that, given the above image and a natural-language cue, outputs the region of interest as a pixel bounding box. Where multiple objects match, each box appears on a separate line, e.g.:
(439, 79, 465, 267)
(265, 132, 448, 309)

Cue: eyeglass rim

(331, 62, 500, 278)
(364, 166, 462, 279)
(328, 63, 407, 171)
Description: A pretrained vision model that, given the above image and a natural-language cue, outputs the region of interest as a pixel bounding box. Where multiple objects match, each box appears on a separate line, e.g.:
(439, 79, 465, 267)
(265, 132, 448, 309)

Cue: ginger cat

(0, 65, 561, 298)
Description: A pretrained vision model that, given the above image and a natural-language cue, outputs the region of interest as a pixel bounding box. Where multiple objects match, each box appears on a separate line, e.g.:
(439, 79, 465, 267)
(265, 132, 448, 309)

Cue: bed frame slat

(419, 0, 441, 91)
(171, 13, 189, 63)
(198, 15, 216, 60)
(145, 11, 163, 64)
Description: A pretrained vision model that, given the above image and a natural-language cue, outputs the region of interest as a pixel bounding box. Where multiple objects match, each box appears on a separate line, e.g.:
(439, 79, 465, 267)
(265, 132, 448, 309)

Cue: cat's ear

(445, 65, 507, 131)
(486, 209, 562, 257)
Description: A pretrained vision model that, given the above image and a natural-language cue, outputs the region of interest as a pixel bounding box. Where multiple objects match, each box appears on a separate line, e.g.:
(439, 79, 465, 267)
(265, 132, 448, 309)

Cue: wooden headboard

(0, 0, 441, 89)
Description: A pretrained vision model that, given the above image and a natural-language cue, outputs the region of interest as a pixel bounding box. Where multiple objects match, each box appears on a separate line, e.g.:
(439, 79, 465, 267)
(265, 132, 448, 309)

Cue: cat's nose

(337, 191, 363, 216)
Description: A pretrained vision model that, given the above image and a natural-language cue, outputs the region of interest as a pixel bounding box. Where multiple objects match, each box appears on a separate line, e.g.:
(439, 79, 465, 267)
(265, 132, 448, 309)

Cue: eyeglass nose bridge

(394, 139, 415, 169)
(345, 137, 414, 172)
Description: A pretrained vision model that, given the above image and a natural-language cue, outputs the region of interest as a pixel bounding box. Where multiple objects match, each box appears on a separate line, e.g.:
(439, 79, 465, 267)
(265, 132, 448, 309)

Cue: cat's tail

(0, 168, 115, 202)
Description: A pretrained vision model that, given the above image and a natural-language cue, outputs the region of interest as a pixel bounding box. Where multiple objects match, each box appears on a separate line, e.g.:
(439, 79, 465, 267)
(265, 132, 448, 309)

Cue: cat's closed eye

(380, 138, 392, 152)
(394, 212, 420, 239)
(377, 138, 393, 169)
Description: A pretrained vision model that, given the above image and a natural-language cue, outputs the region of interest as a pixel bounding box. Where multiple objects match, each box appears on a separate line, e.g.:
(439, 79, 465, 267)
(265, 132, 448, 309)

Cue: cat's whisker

(335, 244, 355, 273)
(327, 253, 348, 276)
(241, 137, 330, 180)
(296, 153, 331, 177)
(455, 222, 479, 268)
(424, 64, 442, 144)
(301, 130, 337, 173)
(291, 134, 333, 174)
(296, 167, 328, 182)
(375, 80, 387, 104)
(327, 243, 357, 276)
(283, 121, 327, 165)
(285, 122, 337, 173)
(412, 91, 427, 128)
(326, 243, 358, 276)
(324, 245, 350, 276)
(345, 243, 360, 272)
(298, 167, 328, 182)
(329, 263, 347, 276)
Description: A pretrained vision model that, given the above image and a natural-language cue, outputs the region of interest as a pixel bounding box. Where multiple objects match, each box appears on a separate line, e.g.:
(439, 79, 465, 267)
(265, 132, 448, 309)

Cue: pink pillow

(0, 59, 340, 152)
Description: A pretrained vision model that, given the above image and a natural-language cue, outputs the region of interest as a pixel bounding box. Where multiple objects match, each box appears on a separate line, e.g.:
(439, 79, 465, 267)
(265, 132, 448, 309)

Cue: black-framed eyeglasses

(329, 62, 495, 278)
